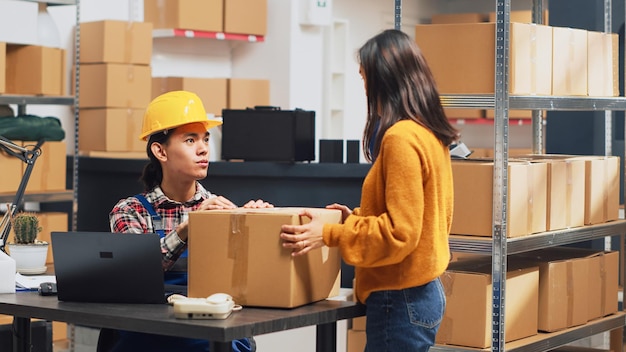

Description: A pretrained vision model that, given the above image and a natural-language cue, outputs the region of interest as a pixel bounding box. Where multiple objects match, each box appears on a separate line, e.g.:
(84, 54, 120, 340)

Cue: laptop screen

(51, 232, 166, 304)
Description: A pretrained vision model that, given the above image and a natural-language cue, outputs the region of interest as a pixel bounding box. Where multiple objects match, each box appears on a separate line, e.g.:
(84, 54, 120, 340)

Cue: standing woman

(280, 29, 458, 351)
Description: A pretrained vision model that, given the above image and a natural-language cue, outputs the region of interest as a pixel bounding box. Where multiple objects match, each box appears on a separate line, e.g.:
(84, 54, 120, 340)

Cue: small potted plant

(7, 212, 48, 274)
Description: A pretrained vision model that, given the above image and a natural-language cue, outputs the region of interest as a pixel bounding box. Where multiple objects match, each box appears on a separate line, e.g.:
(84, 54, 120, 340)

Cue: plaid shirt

(109, 182, 216, 271)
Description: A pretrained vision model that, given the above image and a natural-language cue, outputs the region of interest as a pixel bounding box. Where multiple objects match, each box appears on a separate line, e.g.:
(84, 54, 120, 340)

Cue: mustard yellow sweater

(323, 119, 453, 303)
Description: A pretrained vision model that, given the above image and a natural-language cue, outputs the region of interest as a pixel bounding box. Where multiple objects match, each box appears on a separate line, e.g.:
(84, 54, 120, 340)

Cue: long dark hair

(140, 130, 173, 191)
(358, 29, 459, 162)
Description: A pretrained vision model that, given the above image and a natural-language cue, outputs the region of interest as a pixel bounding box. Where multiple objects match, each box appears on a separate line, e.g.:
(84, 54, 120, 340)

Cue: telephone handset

(169, 293, 242, 320)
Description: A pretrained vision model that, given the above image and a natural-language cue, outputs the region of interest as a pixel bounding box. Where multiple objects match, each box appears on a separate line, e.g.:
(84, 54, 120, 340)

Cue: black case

(221, 106, 315, 162)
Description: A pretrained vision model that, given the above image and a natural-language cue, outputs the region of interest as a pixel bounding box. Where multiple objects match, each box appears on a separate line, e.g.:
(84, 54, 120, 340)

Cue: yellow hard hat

(139, 90, 223, 141)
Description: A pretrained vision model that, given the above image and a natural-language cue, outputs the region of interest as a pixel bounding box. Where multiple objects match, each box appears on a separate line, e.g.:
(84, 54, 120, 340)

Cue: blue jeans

(364, 278, 445, 352)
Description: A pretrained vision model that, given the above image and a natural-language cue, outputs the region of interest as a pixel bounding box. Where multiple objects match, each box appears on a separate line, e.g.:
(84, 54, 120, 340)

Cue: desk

(0, 292, 366, 352)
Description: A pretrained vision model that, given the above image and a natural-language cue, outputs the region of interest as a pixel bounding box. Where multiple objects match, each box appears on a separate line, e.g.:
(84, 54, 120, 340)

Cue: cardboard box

(0, 1, 37, 45)
(227, 79, 270, 110)
(79, 63, 151, 109)
(152, 77, 227, 116)
(485, 109, 536, 119)
(488, 10, 549, 24)
(0, 139, 22, 193)
(347, 329, 367, 352)
(415, 23, 552, 95)
(511, 249, 589, 332)
(80, 20, 153, 65)
(224, 0, 268, 35)
(6, 45, 67, 96)
(431, 13, 487, 24)
(436, 258, 539, 348)
(144, 0, 223, 32)
(79, 108, 145, 152)
(513, 155, 586, 230)
(573, 156, 620, 224)
(24, 141, 66, 192)
(451, 159, 547, 237)
(35, 212, 68, 265)
(587, 31, 618, 97)
(0, 42, 5, 93)
(552, 26, 588, 96)
(444, 108, 484, 119)
(188, 208, 342, 308)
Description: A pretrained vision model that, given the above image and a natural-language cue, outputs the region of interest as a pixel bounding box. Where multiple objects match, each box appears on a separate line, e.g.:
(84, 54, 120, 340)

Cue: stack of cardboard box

(420, 11, 618, 120)
(77, 20, 153, 154)
(450, 155, 619, 237)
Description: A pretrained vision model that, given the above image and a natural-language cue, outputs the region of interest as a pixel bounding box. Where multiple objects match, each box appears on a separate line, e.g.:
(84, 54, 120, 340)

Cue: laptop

(51, 232, 166, 304)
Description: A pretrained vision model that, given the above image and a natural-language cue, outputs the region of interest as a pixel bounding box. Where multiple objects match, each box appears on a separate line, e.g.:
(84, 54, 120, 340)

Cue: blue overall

(135, 194, 187, 286)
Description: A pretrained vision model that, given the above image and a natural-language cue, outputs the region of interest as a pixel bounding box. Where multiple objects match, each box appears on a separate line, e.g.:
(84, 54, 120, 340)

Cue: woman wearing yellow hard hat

(97, 91, 267, 352)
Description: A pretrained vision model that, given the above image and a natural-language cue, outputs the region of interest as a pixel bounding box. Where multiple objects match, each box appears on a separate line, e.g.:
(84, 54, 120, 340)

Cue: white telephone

(169, 293, 242, 320)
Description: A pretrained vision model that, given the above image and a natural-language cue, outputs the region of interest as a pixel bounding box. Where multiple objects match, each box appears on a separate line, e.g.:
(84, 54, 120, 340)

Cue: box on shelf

(444, 108, 484, 119)
(80, 20, 153, 65)
(431, 12, 487, 24)
(347, 329, 367, 352)
(152, 77, 227, 116)
(488, 10, 549, 24)
(6, 45, 67, 96)
(227, 79, 270, 110)
(450, 159, 547, 237)
(436, 258, 539, 348)
(513, 155, 586, 230)
(78, 63, 151, 109)
(552, 26, 588, 96)
(79, 108, 146, 153)
(23, 141, 66, 192)
(188, 207, 342, 308)
(415, 23, 552, 95)
(0, 42, 5, 93)
(0, 0, 37, 45)
(485, 109, 536, 119)
(224, 0, 267, 36)
(575, 156, 620, 224)
(511, 249, 589, 332)
(144, 0, 222, 32)
(587, 31, 619, 97)
(0, 140, 22, 193)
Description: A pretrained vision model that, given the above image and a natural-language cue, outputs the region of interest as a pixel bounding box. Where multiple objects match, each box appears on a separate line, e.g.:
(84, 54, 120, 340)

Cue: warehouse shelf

(450, 220, 626, 254)
(431, 312, 626, 352)
(449, 118, 533, 126)
(0, 190, 73, 204)
(152, 29, 264, 43)
(0, 94, 74, 106)
(441, 94, 626, 111)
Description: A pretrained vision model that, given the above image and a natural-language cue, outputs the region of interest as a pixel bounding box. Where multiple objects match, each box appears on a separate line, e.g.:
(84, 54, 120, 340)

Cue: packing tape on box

(526, 162, 534, 235)
(565, 161, 573, 227)
(602, 158, 608, 221)
(157, 0, 166, 27)
(228, 212, 249, 305)
(599, 253, 606, 315)
(530, 24, 537, 94)
(125, 21, 133, 64)
(125, 65, 135, 108)
(566, 28, 574, 94)
(566, 260, 574, 327)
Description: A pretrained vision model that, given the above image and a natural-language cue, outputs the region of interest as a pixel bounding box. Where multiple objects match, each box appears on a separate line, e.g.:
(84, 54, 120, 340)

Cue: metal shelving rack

(0, 0, 79, 230)
(395, 0, 626, 350)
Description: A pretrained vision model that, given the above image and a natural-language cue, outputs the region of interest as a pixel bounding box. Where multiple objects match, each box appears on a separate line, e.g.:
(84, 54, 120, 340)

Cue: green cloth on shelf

(0, 115, 65, 141)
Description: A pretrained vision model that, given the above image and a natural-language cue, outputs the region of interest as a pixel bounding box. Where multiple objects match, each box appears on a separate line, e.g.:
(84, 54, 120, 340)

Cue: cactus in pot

(8, 212, 48, 274)
(12, 212, 43, 244)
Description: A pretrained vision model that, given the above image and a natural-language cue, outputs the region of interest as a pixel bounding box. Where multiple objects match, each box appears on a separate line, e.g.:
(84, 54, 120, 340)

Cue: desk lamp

(0, 135, 43, 254)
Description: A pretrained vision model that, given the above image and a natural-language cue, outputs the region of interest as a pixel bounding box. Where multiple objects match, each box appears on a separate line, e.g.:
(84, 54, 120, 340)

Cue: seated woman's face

(160, 122, 211, 182)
